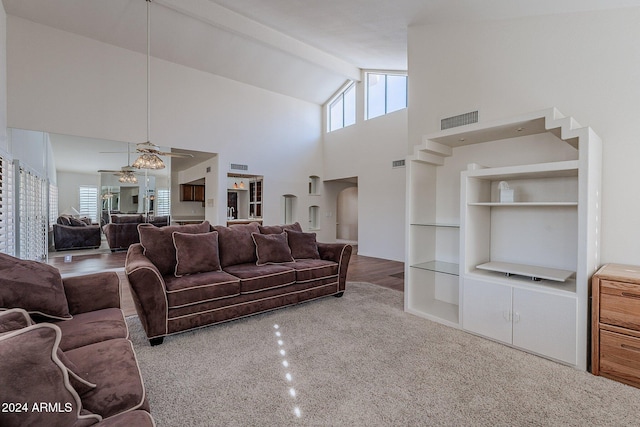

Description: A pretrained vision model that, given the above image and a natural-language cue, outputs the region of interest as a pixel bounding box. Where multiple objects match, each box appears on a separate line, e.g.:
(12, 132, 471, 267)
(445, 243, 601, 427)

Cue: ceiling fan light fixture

(132, 153, 165, 170)
(118, 170, 139, 183)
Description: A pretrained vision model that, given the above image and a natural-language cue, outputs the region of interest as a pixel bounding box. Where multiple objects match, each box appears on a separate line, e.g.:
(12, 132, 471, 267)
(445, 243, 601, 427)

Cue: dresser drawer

(599, 330, 640, 387)
(600, 280, 640, 331)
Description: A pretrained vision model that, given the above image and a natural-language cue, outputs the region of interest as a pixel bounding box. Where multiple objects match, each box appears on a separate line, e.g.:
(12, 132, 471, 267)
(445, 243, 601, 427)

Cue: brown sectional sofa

(125, 221, 352, 345)
(0, 253, 154, 427)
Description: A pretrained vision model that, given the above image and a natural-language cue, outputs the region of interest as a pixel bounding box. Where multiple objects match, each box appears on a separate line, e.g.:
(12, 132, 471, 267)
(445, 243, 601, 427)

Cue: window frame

(327, 81, 356, 133)
(365, 71, 408, 120)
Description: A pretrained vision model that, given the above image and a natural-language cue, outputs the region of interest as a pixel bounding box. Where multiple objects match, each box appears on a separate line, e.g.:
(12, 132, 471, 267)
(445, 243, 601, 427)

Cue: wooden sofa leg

(149, 337, 164, 346)
(334, 292, 344, 298)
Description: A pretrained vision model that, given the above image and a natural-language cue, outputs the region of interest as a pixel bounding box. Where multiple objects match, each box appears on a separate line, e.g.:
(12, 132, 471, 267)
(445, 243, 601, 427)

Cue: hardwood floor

(47, 246, 405, 317)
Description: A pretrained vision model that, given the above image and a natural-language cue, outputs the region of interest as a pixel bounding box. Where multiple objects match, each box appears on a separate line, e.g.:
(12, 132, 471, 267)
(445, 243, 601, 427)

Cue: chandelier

(119, 170, 139, 183)
(132, 152, 165, 170)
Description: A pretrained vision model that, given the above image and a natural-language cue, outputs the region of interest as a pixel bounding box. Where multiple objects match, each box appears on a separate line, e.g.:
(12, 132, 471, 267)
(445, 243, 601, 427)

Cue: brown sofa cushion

(287, 259, 339, 283)
(0, 307, 33, 333)
(164, 271, 240, 308)
(69, 217, 88, 226)
(214, 222, 260, 268)
(65, 338, 148, 419)
(285, 229, 320, 260)
(223, 263, 296, 294)
(139, 221, 211, 276)
(54, 308, 129, 352)
(111, 214, 143, 224)
(0, 253, 72, 320)
(0, 324, 102, 427)
(259, 222, 303, 235)
(173, 231, 222, 277)
(251, 232, 294, 265)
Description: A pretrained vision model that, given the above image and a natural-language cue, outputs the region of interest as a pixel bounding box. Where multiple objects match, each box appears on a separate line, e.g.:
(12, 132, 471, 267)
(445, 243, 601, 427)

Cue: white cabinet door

(462, 277, 512, 344)
(512, 288, 577, 365)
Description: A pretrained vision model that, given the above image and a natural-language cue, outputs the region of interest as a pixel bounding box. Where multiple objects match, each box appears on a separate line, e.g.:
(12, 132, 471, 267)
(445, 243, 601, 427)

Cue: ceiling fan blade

(156, 151, 194, 158)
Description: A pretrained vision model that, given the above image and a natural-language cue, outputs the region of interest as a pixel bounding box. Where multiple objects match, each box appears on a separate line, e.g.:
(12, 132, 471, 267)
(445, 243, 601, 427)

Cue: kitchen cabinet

(181, 184, 205, 202)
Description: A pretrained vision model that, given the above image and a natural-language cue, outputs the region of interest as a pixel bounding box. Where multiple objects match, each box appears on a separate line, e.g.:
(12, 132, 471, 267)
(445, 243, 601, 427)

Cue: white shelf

(406, 300, 459, 327)
(411, 223, 460, 228)
(411, 261, 459, 276)
(476, 261, 574, 282)
(469, 202, 577, 207)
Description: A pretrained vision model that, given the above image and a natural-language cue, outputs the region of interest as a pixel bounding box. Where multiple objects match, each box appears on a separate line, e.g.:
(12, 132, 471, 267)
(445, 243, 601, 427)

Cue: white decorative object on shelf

(498, 181, 514, 203)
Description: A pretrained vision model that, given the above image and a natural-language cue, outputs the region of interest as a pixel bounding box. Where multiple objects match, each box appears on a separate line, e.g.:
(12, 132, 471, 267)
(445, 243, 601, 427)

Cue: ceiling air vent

(230, 163, 248, 171)
(392, 159, 406, 168)
(441, 111, 478, 130)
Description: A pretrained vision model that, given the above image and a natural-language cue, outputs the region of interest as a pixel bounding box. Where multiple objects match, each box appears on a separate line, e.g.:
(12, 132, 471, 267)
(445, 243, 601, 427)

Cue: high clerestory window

(327, 82, 356, 132)
(365, 72, 407, 120)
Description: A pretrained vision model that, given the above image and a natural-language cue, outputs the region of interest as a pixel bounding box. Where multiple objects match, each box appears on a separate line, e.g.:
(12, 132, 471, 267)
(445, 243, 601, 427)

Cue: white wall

(7, 16, 322, 230)
(56, 171, 101, 217)
(323, 79, 408, 261)
(408, 7, 640, 266)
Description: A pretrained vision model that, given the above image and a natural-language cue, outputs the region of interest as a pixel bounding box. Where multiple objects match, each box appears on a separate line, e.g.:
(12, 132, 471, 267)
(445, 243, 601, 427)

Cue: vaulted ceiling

(3, 0, 639, 105)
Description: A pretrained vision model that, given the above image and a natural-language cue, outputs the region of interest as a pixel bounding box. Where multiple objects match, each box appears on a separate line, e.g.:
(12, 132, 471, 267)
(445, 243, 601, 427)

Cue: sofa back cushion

(214, 222, 260, 268)
(111, 214, 143, 224)
(258, 222, 302, 235)
(0, 253, 72, 320)
(173, 231, 222, 277)
(138, 221, 211, 276)
(0, 324, 101, 427)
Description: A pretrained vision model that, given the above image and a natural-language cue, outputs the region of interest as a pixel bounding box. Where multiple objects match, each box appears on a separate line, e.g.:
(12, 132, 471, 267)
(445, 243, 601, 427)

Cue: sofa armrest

(63, 272, 121, 315)
(317, 242, 353, 292)
(125, 244, 169, 339)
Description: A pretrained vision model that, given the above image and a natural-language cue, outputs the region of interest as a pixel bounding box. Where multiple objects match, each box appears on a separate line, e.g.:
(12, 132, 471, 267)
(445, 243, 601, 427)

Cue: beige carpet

(127, 282, 640, 426)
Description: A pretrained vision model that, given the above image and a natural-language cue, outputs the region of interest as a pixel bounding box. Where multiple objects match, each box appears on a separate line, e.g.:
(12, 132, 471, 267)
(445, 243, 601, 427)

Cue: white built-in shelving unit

(405, 108, 601, 370)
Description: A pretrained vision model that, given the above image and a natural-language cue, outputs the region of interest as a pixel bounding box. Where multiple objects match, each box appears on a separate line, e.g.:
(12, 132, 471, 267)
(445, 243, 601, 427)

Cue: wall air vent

(392, 159, 406, 168)
(230, 163, 248, 171)
(441, 111, 478, 130)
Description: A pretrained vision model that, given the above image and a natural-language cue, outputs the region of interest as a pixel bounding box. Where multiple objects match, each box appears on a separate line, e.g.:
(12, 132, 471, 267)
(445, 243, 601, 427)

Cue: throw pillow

(0, 324, 102, 426)
(259, 222, 303, 235)
(138, 221, 211, 276)
(251, 232, 294, 266)
(285, 229, 320, 259)
(0, 308, 33, 336)
(69, 217, 88, 227)
(0, 253, 72, 320)
(173, 231, 222, 277)
(214, 222, 260, 268)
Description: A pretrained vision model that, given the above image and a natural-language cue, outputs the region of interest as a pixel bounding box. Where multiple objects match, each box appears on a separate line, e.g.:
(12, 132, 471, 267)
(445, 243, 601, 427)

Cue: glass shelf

(411, 260, 459, 276)
(410, 223, 460, 228)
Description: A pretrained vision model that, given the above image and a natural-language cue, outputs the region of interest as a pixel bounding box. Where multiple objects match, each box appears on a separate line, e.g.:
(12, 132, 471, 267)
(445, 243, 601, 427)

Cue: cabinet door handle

(621, 344, 640, 353)
(503, 310, 511, 322)
(513, 312, 521, 323)
(621, 292, 640, 300)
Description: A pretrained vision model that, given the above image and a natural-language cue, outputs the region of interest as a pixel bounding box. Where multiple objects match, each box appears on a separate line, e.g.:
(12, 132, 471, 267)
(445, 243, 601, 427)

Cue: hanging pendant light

(133, 0, 165, 170)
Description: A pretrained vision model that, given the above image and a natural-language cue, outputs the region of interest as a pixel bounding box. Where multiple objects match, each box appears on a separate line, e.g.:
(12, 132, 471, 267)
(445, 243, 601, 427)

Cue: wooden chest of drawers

(592, 264, 640, 387)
